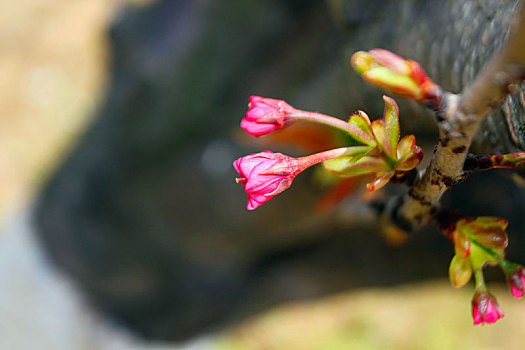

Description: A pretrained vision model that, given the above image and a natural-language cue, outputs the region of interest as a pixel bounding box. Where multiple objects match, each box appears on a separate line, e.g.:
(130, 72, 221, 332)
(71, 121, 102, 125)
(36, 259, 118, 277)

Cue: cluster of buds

(321, 96, 423, 191)
(235, 47, 525, 328)
(234, 96, 423, 210)
(445, 216, 508, 287)
(439, 212, 525, 325)
(351, 49, 442, 108)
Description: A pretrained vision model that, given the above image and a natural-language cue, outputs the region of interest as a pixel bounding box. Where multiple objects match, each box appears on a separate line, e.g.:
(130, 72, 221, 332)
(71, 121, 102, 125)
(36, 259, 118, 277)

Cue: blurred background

(1, 0, 525, 349)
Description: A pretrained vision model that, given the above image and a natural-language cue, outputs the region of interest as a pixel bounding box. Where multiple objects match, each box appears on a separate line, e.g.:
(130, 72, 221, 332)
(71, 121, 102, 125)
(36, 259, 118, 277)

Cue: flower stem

(297, 146, 372, 169)
(292, 111, 376, 145)
(474, 268, 486, 291)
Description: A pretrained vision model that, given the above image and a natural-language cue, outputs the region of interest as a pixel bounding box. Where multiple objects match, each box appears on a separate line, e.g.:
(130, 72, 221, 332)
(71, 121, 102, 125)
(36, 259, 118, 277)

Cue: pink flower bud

(369, 49, 411, 75)
(351, 49, 441, 107)
(471, 290, 504, 325)
(241, 96, 297, 136)
(507, 267, 525, 298)
(233, 151, 303, 210)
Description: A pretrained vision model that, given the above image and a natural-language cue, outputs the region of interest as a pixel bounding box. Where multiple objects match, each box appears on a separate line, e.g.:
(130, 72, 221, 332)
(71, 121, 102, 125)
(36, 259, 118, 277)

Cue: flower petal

(240, 118, 280, 136)
(369, 49, 410, 75)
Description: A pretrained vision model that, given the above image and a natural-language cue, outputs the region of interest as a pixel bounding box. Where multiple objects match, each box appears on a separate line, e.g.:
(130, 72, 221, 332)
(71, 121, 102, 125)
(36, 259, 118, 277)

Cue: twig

(393, 3, 525, 231)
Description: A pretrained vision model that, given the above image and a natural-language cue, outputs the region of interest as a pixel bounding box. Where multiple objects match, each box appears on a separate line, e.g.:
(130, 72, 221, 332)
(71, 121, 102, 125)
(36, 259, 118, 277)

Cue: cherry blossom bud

(233, 151, 302, 210)
(235, 147, 367, 210)
(241, 96, 297, 136)
(471, 290, 504, 325)
(507, 266, 525, 298)
(351, 49, 441, 106)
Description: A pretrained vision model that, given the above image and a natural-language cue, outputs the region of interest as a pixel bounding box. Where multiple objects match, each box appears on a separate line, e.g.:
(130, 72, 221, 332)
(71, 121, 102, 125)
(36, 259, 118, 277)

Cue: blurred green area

(219, 280, 525, 350)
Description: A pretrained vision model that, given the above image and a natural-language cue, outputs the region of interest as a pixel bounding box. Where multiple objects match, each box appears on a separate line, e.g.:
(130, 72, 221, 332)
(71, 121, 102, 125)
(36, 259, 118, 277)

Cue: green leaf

(371, 119, 386, 153)
(348, 113, 375, 146)
(320, 146, 376, 174)
(382, 96, 400, 160)
(344, 123, 377, 147)
(323, 155, 388, 177)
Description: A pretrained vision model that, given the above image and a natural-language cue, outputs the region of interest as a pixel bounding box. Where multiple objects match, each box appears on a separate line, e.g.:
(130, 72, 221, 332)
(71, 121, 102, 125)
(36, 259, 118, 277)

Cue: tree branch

(393, 3, 525, 230)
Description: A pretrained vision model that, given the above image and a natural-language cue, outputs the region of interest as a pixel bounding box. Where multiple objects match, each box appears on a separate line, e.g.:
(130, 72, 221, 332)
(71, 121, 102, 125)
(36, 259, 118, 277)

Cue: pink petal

(246, 102, 275, 120)
(472, 306, 482, 325)
(483, 303, 501, 324)
(511, 284, 524, 298)
(233, 152, 273, 178)
(247, 193, 272, 210)
(245, 174, 282, 194)
(369, 49, 410, 75)
(240, 118, 279, 136)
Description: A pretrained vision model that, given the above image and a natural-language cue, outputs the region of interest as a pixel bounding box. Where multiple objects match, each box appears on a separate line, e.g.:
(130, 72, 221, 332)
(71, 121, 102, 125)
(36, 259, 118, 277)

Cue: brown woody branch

(392, 3, 525, 231)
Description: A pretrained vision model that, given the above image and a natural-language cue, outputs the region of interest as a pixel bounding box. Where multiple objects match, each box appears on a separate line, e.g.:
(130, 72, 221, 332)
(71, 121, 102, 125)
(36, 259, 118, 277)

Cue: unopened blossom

(507, 266, 525, 298)
(351, 49, 441, 105)
(234, 147, 367, 210)
(322, 97, 423, 192)
(241, 96, 297, 136)
(233, 151, 302, 210)
(471, 290, 504, 325)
